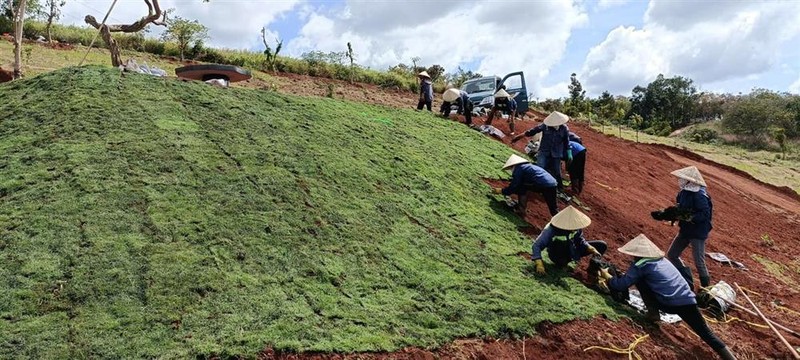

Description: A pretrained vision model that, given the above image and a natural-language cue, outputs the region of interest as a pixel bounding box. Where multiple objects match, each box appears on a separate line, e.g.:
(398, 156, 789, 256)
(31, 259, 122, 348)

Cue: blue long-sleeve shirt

(524, 124, 570, 159)
(676, 188, 713, 239)
(609, 257, 696, 307)
(531, 225, 590, 261)
(502, 163, 557, 196)
(420, 80, 433, 102)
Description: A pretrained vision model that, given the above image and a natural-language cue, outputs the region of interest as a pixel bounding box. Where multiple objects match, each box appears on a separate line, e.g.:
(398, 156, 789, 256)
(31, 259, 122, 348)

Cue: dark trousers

(637, 281, 726, 351)
(518, 185, 558, 216)
(550, 240, 607, 267)
(441, 101, 474, 125)
(417, 99, 432, 111)
(567, 150, 586, 194)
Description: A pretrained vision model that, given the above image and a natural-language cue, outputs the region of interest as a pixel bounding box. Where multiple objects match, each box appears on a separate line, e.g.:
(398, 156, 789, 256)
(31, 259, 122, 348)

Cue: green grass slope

(0, 67, 613, 359)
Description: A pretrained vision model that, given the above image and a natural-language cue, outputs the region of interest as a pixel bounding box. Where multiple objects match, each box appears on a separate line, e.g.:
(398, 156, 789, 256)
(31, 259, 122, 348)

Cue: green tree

(161, 16, 208, 61)
(783, 95, 800, 138)
(722, 89, 792, 145)
(425, 64, 445, 82)
(3, 0, 38, 78)
(567, 73, 586, 116)
(630, 74, 698, 132)
(445, 66, 482, 87)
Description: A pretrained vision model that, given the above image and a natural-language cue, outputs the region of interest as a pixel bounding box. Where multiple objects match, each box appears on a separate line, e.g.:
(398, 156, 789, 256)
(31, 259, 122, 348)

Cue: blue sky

(61, 0, 800, 98)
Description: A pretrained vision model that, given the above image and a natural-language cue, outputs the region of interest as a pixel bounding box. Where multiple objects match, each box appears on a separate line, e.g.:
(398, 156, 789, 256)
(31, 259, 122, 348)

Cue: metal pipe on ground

(735, 282, 800, 359)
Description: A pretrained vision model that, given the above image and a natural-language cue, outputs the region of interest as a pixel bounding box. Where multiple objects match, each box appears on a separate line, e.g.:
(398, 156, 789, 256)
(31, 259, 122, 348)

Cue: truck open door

(499, 71, 528, 115)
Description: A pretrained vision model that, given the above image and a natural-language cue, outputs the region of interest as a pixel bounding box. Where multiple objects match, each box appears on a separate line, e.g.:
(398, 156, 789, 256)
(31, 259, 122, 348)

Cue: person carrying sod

(511, 111, 570, 199)
(484, 89, 518, 133)
(600, 234, 736, 360)
(664, 165, 714, 292)
(441, 87, 474, 125)
(492, 154, 558, 216)
(565, 139, 586, 194)
(531, 206, 607, 275)
(416, 71, 433, 111)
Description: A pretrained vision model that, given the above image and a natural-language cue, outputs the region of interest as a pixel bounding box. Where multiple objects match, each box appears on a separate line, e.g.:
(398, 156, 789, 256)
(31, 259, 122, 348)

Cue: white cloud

(790, 74, 800, 94)
(579, 0, 800, 96)
(598, 0, 631, 10)
(61, 0, 301, 49)
(285, 0, 588, 98)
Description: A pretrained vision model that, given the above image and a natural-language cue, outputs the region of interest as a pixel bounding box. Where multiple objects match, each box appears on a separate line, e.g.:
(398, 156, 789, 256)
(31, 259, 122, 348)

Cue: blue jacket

(531, 224, 590, 261)
(676, 188, 713, 239)
(524, 124, 570, 159)
(568, 141, 585, 154)
(609, 257, 696, 307)
(502, 163, 557, 196)
(420, 80, 433, 102)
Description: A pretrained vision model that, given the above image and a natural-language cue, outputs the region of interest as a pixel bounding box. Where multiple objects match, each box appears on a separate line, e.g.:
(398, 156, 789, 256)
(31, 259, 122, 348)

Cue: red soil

(258, 107, 800, 359)
(0, 66, 12, 83)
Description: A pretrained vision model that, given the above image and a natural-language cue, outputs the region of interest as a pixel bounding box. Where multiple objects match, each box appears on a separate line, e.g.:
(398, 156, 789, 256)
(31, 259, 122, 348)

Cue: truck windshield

(462, 79, 496, 94)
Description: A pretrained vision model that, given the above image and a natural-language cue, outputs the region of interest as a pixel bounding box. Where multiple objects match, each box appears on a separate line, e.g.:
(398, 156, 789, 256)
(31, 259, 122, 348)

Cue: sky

(58, 0, 800, 99)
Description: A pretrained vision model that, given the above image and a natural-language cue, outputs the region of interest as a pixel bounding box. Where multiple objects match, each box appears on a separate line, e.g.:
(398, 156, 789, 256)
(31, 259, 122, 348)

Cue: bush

(686, 128, 718, 144)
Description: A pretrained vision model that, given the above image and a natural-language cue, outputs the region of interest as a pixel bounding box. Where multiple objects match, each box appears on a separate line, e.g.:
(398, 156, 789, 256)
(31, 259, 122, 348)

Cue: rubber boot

(700, 276, 711, 288)
(645, 307, 660, 323)
(715, 346, 736, 360)
(514, 194, 528, 215)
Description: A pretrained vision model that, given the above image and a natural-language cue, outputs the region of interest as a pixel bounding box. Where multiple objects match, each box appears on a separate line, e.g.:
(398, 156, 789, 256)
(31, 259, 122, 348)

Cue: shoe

(557, 191, 572, 203)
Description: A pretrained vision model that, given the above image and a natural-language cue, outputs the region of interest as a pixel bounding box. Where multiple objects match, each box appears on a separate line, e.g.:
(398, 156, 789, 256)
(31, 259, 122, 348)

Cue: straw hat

(494, 89, 512, 99)
(502, 154, 529, 170)
(543, 111, 569, 127)
(550, 206, 591, 231)
(418, 71, 431, 79)
(618, 234, 665, 258)
(443, 88, 461, 102)
(670, 166, 707, 187)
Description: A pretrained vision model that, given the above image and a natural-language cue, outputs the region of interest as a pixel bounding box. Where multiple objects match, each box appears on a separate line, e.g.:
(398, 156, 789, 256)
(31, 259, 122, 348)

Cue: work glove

(598, 278, 610, 293)
(534, 259, 546, 275)
(492, 187, 503, 195)
(600, 268, 613, 280)
(567, 149, 573, 163)
(587, 246, 601, 257)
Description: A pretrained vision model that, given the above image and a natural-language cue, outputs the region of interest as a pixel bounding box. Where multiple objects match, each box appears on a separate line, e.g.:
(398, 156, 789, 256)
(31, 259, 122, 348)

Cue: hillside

(0, 67, 615, 358)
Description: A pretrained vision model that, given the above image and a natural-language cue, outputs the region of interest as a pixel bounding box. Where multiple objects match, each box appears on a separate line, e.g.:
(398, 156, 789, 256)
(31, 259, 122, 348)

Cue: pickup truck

(460, 71, 528, 115)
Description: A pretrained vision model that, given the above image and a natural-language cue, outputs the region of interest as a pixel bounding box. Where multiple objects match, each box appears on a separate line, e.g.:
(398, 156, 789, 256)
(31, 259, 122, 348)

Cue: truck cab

(460, 71, 528, 115)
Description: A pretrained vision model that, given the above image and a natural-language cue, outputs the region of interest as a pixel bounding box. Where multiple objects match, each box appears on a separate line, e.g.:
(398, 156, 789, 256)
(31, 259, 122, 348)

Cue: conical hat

(502, 154, 529, 170)
(543, 111, 569, 127)
(670, 166, 707, 187)
(618, 234, 665, 258)
(443, 88, 461, 102)
(418, 71, 431, 78)
(494, 89, 512, 99)
(550, 206, 591, 230)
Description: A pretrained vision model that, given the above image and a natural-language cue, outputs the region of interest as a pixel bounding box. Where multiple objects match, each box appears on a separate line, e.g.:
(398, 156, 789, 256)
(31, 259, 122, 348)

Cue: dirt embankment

(257, 102, 800, 359)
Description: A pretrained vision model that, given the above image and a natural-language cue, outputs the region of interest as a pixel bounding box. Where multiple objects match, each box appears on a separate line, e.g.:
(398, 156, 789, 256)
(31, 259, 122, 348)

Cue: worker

(440, 87, 474, 125)
(485, 89, 518, 133)
(601, 234, 736, 360)
(565, 140, 586, 194)
(492, 154, 558, 216)
(531, 206, 606, 275)
(568, 131, 582, 144)
(511, 111, 570, 198)
(416, 71, 433, 111)
(666, 166, 714, 291)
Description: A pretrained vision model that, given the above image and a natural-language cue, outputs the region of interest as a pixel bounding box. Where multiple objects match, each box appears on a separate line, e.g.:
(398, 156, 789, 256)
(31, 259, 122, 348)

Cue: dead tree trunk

(11, 0, 29, 79)
(84, 0, 167, 67)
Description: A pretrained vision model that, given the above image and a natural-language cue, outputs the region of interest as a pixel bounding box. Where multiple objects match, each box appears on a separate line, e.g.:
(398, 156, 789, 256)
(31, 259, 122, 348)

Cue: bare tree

(42, 0, 66, 43)
(84, 0, 168, 67)
(9, 0, 29, 78)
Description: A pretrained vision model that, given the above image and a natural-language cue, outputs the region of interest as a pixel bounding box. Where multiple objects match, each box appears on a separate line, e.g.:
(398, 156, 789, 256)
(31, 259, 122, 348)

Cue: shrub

(687, 128, 718, 144)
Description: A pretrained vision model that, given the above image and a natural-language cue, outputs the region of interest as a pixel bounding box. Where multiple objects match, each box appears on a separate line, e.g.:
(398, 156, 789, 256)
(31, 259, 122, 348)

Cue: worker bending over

(511, 111, 570, 198)
(440, 88, 474, 126)
(485, 89, 517, 133)
(492, 154, 558, 216)
(565, 140, 586, 194)
(601, 234, 736, 360)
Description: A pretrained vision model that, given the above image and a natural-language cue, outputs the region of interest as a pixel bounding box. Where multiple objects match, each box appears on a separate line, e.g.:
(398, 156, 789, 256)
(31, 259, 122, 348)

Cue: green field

(0, 67, 615, 358)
